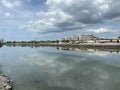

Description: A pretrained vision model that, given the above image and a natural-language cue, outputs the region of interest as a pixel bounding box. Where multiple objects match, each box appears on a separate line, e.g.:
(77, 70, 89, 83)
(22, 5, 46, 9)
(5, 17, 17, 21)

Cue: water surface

(0, 46, 120, 90)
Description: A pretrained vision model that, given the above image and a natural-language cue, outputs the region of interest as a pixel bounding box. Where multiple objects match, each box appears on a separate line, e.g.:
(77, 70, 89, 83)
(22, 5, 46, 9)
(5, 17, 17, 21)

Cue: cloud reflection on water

(18, 49, 120, 90)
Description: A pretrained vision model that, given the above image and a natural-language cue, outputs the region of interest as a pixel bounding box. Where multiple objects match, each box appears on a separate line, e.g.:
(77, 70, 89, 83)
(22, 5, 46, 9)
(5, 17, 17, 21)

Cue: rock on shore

(0, 74, 12, 90)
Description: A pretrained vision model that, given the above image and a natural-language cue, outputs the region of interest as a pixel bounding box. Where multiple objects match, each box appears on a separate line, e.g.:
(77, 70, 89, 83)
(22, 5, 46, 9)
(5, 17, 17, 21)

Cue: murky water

(0, 46, 120, 90)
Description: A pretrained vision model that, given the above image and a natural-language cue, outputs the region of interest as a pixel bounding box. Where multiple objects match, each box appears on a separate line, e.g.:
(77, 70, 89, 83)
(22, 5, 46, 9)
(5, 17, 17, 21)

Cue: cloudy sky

(0, 0, 120, 41)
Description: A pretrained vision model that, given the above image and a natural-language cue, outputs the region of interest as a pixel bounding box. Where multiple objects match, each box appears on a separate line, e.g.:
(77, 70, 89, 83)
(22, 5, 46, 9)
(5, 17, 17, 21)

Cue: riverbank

(0, 74, 12, 90)
(4, 43, 120, 49)
(0, 65, 12, 90)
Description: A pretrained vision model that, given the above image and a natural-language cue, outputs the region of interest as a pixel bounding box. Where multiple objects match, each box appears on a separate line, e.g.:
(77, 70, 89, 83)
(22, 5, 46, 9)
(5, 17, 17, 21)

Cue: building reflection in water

(56, 47, 120, 54)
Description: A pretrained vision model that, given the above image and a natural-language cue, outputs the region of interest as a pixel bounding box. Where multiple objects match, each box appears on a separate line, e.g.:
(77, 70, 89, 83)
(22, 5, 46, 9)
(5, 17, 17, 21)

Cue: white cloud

(1, 0, 21, 9)
(100, 4, 109, 12)
(12, 1, 21, 7)
(4, 12, 11, 16)
(1, 0, 13, 8)
(20, 0, 120, 33)
(4, 12, 14, 18)
(87, 28, 111, 34)
(20, 53, 72, 74)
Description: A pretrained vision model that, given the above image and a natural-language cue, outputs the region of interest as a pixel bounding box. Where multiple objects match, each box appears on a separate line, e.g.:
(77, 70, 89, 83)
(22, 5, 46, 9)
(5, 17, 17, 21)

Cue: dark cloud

(20, 0, 120, 34)
(103, 0, 120, 19)
(63, 0, 103, 24)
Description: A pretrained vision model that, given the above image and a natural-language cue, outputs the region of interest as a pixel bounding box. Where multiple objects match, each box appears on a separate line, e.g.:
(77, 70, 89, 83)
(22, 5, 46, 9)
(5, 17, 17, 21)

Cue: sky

(0, 0, 120, 41)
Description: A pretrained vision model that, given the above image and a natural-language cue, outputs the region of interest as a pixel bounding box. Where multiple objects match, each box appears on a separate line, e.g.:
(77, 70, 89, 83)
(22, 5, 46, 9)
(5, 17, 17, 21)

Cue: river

(0, 46, 120, 90)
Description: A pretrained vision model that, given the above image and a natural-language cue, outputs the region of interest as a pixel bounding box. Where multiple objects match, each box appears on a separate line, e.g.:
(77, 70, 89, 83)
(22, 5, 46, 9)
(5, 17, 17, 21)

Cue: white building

(59, 34, 97, 44)
(79, 34, 96, 41)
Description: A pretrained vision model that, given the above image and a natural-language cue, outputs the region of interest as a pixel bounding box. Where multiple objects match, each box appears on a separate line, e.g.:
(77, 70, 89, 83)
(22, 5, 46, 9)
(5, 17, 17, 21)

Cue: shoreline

(0, 65, 12, 90)
(0, 74, 12, 90)
(0, 43, 120, 90)
(4, 43, 120, 49)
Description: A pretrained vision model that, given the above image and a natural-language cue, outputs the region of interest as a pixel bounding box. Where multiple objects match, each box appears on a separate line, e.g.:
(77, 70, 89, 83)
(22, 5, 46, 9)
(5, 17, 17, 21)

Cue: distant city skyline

(0, 0, 120, 41)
